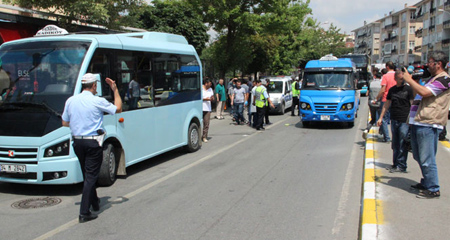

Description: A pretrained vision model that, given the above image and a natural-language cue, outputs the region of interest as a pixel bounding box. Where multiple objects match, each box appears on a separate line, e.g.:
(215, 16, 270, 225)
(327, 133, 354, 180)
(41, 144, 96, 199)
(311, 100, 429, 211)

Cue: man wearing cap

(62, 73, 122, 222)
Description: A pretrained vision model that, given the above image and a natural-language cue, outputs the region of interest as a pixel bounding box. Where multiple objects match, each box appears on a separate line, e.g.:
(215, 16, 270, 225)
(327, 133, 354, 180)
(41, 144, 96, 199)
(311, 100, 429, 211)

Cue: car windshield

(0, 40, 90, 113)
(267, 81, 283, 93)
(303, 72, 354, 90)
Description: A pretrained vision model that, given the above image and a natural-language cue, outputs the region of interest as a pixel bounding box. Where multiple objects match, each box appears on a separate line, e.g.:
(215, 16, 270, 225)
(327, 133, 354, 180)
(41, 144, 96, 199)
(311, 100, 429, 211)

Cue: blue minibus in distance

(299, 54, 359, 128)
(0, 25, 203, 185)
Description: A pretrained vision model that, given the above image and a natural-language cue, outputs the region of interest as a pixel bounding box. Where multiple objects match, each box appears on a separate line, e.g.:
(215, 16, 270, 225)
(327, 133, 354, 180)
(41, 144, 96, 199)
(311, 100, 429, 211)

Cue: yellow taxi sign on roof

(35, 25, 69, 36)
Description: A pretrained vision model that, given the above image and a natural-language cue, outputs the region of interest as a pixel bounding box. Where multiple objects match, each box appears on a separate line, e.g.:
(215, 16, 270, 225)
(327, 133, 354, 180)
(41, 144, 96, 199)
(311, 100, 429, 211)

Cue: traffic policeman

(62, 73, 123, 223)
(253, 79, 274, 131)
(291, 77, 300, 116)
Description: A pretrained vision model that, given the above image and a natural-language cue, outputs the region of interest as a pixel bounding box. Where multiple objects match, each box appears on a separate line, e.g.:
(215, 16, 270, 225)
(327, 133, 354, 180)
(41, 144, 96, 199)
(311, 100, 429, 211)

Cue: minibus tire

(185, 122, 201, 153)
(98, 143, 118, 186)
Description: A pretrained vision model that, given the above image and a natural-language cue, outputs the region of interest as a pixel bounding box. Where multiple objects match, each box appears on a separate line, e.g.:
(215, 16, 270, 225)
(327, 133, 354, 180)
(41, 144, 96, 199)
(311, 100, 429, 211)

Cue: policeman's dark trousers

(73, 139, 102, 215)
(256, 107, 265, 129)
(291, 96, 299, 116)
(264, 105, 270, 124)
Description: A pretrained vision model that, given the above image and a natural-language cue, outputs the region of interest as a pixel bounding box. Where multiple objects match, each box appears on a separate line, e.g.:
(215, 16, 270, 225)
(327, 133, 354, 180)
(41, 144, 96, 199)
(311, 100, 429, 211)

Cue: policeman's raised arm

(105, 78, 123, 113)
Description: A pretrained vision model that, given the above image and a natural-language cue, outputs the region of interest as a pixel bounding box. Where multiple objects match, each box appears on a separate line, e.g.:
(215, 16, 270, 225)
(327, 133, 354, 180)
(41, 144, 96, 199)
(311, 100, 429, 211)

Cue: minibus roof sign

(35, 25, 69, 37)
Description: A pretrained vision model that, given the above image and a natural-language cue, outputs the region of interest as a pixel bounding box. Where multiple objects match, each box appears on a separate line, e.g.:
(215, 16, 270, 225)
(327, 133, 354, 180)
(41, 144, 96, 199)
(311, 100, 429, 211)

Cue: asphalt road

(0, 97, 368, 240)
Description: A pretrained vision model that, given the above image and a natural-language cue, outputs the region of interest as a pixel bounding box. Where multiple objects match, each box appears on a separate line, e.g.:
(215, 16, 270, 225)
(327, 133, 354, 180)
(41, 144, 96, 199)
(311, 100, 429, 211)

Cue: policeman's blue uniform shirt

(62, 91, 117, 136)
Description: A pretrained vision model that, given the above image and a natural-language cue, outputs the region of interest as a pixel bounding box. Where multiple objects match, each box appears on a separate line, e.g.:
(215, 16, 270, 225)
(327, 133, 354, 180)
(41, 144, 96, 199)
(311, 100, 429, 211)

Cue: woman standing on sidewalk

(377, 70, 414, 173)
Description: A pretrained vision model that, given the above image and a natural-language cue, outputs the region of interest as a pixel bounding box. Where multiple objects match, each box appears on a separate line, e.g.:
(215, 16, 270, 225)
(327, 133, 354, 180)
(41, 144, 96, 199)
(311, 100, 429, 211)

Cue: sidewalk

(361, 126, 450, 240)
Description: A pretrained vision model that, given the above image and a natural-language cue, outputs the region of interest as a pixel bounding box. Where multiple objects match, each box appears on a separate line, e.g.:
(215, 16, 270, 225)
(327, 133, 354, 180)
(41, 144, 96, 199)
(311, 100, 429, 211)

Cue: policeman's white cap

(81, 73, 99, 84)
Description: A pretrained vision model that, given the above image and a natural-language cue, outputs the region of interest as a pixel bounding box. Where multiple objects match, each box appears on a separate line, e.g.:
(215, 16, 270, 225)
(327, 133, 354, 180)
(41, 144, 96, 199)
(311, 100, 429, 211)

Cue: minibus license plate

(320, 115, 330, 121)
(0, 164, 27, 173)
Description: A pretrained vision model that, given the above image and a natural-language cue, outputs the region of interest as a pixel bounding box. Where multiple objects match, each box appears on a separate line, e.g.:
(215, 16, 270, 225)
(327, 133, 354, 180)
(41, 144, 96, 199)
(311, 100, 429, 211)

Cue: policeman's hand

(105, 78, 117, 91)
(270, 103, 275, 109)
(376, 119, 382, 127)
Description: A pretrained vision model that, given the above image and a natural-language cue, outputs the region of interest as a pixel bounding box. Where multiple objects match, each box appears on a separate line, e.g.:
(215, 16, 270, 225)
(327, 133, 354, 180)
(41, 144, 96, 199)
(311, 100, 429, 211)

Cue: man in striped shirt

(402, 51, 450, 199)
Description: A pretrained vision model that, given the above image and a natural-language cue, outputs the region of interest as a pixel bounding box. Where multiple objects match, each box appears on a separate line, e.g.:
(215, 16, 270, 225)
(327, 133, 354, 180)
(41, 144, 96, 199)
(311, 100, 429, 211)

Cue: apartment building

(415, 0, 450, 62)
(353, 21, 381, 63)
(379, 4, 422, 65)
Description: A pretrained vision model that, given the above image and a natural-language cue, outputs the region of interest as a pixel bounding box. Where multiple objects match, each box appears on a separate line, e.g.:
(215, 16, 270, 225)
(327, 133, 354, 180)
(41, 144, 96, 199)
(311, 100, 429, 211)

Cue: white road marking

(331, 118, 363, 237)
(34, 117, 290, 240)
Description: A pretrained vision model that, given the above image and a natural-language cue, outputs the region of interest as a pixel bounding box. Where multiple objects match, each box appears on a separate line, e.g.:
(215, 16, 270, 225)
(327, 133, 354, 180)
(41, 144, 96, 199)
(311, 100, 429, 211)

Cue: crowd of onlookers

(364, 50, 450, 199)
(201, 77, 282, 143)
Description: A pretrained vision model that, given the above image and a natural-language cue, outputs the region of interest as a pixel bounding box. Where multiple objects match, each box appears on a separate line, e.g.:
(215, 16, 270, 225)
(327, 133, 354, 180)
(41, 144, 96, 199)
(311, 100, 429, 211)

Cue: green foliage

(5, 0, 143, 30)
(192, 0, 349, 78)
(135, 0, 209, 55)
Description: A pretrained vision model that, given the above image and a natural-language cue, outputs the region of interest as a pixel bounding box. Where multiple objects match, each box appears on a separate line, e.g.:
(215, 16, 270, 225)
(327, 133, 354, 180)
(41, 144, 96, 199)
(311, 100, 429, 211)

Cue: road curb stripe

(440, 140, 450, 148)
(361, 120, 383, 240)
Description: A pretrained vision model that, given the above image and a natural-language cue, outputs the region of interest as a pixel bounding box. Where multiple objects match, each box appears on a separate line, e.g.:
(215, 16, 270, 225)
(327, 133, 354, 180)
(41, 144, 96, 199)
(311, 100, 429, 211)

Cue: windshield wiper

(4, 102, 61, 117)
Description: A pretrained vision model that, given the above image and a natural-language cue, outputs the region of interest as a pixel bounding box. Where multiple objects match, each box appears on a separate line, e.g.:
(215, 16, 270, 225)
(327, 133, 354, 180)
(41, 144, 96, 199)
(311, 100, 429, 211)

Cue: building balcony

(445, 1, 450, 10)
(415, 28, 423, 38)
(384, 22, 398, 29)
(442, 38, 450, 47)
(444, 20, 450, 29)
(429, 25, 436, 32)
(414, 45, 422, 52)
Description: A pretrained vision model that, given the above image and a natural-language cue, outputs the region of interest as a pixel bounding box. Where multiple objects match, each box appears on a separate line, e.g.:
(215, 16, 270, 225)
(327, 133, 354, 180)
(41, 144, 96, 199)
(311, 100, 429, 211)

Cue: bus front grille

(0, 147, 38, 162)
(314, 103, 338, 113)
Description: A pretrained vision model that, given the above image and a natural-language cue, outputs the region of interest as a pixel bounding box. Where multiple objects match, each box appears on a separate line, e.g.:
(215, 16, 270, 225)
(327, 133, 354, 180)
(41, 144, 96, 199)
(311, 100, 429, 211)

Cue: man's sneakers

(416, 190, 440, 199)
(410, 183, 426, 190)
(202, 138, 208, 143)
(389, 167, 407, 173)
(362, 130, 368, 140)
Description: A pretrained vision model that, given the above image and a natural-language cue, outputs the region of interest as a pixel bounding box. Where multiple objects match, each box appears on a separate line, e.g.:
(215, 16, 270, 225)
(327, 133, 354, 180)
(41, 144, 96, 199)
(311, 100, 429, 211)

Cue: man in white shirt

(202, 78, 214, 142)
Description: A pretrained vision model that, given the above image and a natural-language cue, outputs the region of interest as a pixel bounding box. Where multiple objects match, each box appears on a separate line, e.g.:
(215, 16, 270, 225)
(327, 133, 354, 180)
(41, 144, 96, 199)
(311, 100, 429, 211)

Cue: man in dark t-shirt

(377, 70, 414, 173)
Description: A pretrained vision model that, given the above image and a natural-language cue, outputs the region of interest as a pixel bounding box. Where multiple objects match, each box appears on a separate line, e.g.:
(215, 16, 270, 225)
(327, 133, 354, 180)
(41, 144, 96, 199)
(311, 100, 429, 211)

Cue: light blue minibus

(299, 54, 359, 128)
(0, 25, 203, 185)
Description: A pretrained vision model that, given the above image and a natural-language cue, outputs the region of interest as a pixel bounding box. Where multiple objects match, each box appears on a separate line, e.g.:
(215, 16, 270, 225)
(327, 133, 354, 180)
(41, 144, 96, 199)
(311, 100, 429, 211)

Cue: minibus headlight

(340, 103, 354, 111)
(44, 140, 70, 158)
(300, 102, 311, 110)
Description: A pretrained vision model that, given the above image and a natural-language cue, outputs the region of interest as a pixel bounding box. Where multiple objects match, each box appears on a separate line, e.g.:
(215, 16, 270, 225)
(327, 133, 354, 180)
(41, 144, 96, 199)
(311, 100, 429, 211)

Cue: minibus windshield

(0, 40, 90, 114)
(303, 72, 354, 90)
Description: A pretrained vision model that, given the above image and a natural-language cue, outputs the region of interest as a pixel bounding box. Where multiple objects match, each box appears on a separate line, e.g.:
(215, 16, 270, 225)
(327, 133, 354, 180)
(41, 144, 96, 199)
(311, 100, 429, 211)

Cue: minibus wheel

(98, 143, 118, 186)
(185, 122, 201, 152)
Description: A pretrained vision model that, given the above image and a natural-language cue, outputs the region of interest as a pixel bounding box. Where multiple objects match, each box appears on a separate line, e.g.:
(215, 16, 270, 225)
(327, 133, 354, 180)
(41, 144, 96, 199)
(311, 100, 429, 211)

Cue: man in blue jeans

(377, 70, 414, 173)
(376, 62, 397, 142)
(230, 80, 248, 125)
(402, 51, 450, 199)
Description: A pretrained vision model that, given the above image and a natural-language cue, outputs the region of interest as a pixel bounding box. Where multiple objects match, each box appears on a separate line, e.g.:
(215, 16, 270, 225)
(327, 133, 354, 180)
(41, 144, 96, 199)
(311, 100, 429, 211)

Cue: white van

(261, 76, 293, 114)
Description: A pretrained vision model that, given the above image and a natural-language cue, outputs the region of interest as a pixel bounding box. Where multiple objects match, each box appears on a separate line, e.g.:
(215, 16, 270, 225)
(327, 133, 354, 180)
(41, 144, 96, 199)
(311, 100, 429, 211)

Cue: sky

(309, 0, 420, 34)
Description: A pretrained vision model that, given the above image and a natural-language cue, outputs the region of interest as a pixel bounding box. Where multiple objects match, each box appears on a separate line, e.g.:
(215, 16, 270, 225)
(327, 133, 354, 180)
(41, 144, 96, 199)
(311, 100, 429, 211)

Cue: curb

(361, 127, 383, 240)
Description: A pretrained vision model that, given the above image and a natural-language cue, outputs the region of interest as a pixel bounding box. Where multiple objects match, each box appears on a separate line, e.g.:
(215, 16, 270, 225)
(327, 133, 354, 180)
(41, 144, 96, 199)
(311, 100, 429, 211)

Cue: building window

(402, 12, 407, 22)
(409, 26, 416, 34)
(401, 27, 406, 36)
(409, 41, 415, 51)
(401, 41, 406, 50)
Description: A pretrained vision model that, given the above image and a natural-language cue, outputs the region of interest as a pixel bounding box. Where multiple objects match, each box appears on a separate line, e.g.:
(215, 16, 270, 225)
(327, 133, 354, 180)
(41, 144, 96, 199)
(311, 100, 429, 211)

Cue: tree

(5, 0, 144, 30)
(188, 0, 267, 78)
(135, 0, 209, 55)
